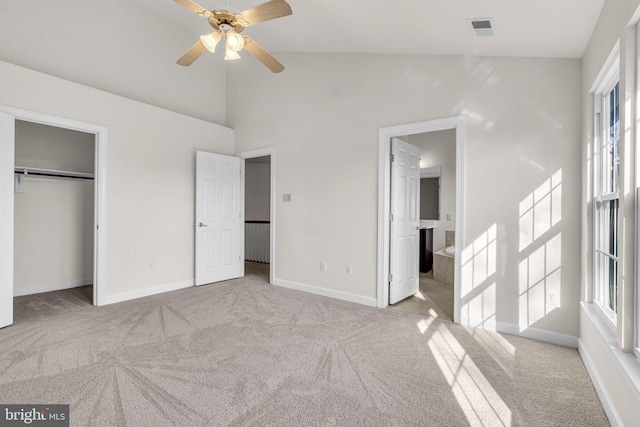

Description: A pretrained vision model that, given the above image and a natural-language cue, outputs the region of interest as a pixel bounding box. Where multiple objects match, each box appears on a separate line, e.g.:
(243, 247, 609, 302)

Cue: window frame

(594, 66, 620, 329)
(636, 24, 640, 360)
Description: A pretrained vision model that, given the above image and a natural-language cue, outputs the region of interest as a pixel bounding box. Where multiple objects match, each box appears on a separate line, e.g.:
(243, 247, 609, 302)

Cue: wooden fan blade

(173, 0, 209, 15)
(177, 39, 208, 66)
(241, 0, 292, 26)
(243, 37, 284, 73)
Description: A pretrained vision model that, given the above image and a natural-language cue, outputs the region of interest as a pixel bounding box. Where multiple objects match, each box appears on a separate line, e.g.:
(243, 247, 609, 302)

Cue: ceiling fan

(174, 0, 292, 73)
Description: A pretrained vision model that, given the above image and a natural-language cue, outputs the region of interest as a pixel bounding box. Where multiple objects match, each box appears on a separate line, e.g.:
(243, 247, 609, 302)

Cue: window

(594, 78, 620, 325)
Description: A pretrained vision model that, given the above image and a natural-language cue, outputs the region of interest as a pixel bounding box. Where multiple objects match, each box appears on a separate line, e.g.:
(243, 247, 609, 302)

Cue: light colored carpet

(388, 271, 454, 321)
(1, 263, 609, 426)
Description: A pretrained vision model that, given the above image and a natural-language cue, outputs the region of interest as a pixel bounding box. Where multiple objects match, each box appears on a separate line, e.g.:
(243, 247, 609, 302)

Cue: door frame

(0, 105, 108, 310)
(377, 115, 465, 323)
(236, 147, 276, 285)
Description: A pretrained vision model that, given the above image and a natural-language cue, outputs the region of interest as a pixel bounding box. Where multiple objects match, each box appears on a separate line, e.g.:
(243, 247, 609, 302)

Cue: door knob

(198, 222, 208, 227)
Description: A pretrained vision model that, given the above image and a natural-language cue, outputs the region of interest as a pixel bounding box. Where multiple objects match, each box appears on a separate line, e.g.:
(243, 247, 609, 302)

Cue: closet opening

(13, 120, 96, 319)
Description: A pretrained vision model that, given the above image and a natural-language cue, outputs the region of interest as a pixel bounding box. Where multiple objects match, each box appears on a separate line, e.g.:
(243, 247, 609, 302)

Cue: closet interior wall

(13, 120, 95, 297)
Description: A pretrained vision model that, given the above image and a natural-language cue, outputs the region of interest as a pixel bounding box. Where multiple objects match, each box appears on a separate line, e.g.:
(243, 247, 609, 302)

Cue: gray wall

(0, 59, 234, 300)
(0, 0, 227, 124)
(228, 53, 582, 341)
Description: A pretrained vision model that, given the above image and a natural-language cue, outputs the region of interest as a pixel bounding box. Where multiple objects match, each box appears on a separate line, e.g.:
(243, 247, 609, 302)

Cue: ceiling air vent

(468, 18, 495, 37)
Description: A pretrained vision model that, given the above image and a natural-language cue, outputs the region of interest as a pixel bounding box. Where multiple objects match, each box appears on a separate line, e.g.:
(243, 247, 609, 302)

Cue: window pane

(602, 82, 620, 195)
(608, 258, 617, 312)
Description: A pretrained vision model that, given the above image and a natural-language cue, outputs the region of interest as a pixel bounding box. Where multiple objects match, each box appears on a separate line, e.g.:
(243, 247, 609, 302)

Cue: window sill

(581, 302, 640, 402)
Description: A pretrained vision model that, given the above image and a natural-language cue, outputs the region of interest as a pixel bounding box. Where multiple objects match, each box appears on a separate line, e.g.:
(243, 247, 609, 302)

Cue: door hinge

(388, 273, 393, 283)
(390, 154, 395, 162)
(389, 213, 394, 222)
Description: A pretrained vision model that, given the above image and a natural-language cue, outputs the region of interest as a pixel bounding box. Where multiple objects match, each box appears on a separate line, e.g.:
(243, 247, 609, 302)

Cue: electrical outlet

(446, 213, 452, 221)
(149, 262, 154, 270)
(346, 265, 353, 275)
(320, 262, 328, 272)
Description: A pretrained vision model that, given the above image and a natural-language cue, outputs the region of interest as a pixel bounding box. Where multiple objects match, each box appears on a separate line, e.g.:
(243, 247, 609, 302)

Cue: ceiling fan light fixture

(174, 0, 291, 72)
(225, 30, 245, 52)
(224, 48, 241, 60)
(200, 31, 221, 52)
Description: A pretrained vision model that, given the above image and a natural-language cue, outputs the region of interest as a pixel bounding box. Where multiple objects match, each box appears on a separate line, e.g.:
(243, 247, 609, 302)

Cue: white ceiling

(134, 0, 605, 58)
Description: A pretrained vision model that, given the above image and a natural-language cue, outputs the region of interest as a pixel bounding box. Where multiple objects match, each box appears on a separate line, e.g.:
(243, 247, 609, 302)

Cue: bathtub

(434, 247, 455, 289)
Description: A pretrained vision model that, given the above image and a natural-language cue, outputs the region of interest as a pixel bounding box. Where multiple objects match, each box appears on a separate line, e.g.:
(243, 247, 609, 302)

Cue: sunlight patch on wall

(428, 324, 512, 426)
(518, 233, 562, 331)
(464, 283, 497, 329)
(461, 224, 497, 328)
(519, 170, 562, 251)
(461, 224, 497, 294)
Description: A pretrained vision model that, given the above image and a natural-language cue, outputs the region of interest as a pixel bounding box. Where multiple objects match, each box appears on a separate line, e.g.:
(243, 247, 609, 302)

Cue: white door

(195, 151, 243, 286)
(389, 138, 420, 304)
(0, 112, 14, 328)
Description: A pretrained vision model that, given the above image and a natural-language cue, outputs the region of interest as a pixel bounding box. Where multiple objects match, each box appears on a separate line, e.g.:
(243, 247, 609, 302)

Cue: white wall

(245, 160, 271, 221)
(0, 59, 234, 301)
(14, 121, 94, 295)
(0, 0, 227, 124)
(228, 53, 582, 341)
(579, 0, 640, 424)
(410, 129, 456, 251)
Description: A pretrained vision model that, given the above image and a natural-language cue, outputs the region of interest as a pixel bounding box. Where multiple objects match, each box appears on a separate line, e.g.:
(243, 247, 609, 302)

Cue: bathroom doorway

(377, 116, 465, 324)
(390, 129, 457, 321)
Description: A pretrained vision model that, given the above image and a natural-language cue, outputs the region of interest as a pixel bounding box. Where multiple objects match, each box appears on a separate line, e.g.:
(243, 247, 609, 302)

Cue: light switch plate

(283, 193, 291, 202)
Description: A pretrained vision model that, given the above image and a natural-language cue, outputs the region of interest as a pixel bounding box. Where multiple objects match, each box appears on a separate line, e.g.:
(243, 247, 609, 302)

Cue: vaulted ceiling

(136, 0, 606, 58)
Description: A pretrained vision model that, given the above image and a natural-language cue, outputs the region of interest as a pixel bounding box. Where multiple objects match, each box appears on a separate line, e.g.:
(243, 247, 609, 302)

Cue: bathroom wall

(411, 129, 456, 251)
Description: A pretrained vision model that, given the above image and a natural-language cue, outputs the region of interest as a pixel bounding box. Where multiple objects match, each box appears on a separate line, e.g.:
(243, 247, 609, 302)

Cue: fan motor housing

(208, 10, 248, 32)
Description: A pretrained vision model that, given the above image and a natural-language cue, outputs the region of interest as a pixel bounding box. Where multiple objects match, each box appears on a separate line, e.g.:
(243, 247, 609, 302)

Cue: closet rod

(14, 166, 94, 180)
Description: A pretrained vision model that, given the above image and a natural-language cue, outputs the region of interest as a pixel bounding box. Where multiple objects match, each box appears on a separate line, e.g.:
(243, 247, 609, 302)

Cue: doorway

(237, 148, 276, 285)
(377, 116, 465, 324)
(0, 106, 107, 329)
(14, 121, 95, 301)
(389, 129, 457, 321)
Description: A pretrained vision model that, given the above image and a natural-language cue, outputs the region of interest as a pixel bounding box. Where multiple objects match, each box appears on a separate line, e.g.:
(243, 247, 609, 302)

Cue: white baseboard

(578, 340, 622, 427)
(14, 278, 93, 297)
(273, 278, 377, 307)
(463, 316, 578, 348)
(104, 280, 193, 305)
